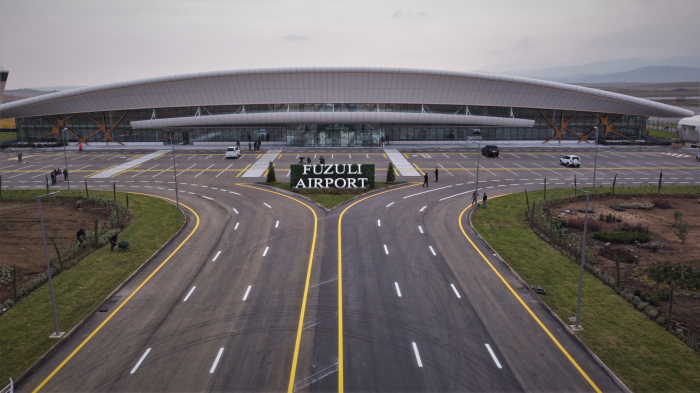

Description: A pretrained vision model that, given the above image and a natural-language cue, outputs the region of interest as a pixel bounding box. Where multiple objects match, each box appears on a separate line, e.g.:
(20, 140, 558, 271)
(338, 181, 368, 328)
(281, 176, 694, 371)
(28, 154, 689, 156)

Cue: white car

(225, 146, 241, 159)
(560, 155, 581, 167)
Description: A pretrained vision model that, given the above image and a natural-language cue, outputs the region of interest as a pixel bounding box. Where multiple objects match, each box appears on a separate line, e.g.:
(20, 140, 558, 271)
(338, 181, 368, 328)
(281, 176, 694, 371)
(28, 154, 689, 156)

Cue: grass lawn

(0, 131, 17, 142)
(266, 181, 398, 209)
(472, 186, 700, 393)
(0, 190, 183, 384)
(647, 129, 678, 140)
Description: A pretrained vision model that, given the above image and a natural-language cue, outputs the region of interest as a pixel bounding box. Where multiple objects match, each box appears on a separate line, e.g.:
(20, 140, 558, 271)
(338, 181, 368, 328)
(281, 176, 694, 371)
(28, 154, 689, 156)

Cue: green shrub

(610, 205, 626, 212)
(593, 231, 651, 244)
(619, 222, 649, 234)
(647, 264, 700, 291)
(620, 201, 654, 210)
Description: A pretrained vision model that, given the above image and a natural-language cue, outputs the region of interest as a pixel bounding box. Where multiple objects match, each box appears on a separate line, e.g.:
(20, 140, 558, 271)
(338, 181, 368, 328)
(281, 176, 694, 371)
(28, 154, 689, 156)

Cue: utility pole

(38, 191, 63, 338)
(592, 126, 599, 187)
(62, 128, 70, 191)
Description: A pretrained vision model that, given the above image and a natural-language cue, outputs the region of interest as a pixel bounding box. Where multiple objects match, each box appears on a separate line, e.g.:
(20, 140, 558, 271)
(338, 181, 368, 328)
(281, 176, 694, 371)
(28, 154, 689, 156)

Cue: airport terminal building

(0, 68, 693, 146)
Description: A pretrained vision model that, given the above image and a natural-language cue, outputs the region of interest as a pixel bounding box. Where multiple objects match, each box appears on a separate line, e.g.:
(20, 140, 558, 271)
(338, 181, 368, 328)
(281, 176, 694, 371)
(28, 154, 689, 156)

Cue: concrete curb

(466, 209, 633, 393)
(14, 199, 189, 389)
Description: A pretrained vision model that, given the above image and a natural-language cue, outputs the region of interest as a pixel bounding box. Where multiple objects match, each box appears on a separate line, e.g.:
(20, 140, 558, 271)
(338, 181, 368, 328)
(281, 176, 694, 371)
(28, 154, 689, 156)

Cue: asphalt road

(4, 145, 699, 392)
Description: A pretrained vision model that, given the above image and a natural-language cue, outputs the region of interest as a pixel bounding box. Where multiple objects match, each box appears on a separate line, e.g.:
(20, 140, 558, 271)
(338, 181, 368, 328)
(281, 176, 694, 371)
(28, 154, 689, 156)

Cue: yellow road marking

(458, 205, 602, 393)
(89, 164, 118, 177)
(382, 153, 387, 158)
(31, 195, 199, 393)
(236, 164, 251, 177)
(412, 163, 425, 175)
(337, 183, 420, 392)
(233, 184, 318, 393)
(256, 154, 262, 159)
(403, 153, 409, 158)
(263, 170, 269, 177)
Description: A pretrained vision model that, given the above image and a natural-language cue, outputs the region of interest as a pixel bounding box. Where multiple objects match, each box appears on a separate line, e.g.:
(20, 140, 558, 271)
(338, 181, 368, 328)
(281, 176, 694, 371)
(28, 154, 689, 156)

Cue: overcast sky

(1, 0, 698, 89)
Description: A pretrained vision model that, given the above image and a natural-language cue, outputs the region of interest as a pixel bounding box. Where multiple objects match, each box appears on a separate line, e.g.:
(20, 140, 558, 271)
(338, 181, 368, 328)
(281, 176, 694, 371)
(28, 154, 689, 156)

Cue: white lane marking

(210, 348, 224, 373)
(229, 191, 241, 195)
(419, 206, 427, 212)
(412, 342, 423, 367)
(130, 348, 152, 374)
(275, 220, 279, 228)
(438, 163, 453, 176)
(438, 188, 475, 201)
(403, 185, 453, 199)
(429, 246, 436, 256)
(485, 344, 502, 369)
(243, 285, 252, 301)
(384, 245, 389, 255)
(183, 286, 196, 302)
(366, 154, 369, 159)
(263, 203, 272, 208)
(451, 284, 461, 298)
(262, 247, 269, 256)
(287, 170, 291, 177)
(377, 219, 381, 227)
(386, 202, 395, 207)
(233, 208, 239, 214)
(215, 164, 233, 178)
(194, 164, 215, 178)
(418, 226, 423, 234)
(234, 222, 239, 230)
(212, 251, 222, 261)
(202, 196, 214, 201)
(395, 282, 402, 297)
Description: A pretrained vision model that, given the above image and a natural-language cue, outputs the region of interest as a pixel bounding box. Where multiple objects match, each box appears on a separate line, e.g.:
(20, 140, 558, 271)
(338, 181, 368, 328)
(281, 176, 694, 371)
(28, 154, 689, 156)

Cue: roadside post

(170, 130, 181, 223)
(473, 141, 481, 217)
(572, 187, 590, 331)
(37, 191, 63, 338)
(62, 128, 70, 191)
(592, 126, 599, 188)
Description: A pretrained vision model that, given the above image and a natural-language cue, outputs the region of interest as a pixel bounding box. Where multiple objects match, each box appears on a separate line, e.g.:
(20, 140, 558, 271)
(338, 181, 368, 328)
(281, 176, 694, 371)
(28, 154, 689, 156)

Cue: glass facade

(15, 104, 648, 146)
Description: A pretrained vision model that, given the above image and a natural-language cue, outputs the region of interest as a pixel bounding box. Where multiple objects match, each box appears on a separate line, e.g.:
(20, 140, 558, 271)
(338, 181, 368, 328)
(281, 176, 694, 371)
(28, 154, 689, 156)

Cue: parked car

(225, 146, 241, 158)
(481, 145, 499, 157)
(560, 155, 581, 167)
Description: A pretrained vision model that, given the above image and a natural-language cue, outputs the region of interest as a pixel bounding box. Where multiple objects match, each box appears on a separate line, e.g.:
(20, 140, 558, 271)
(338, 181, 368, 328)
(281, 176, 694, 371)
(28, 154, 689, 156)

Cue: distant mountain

(32, 86, 85, 92)
(559, 66, 700, 83)
(479, 56, 700, 81)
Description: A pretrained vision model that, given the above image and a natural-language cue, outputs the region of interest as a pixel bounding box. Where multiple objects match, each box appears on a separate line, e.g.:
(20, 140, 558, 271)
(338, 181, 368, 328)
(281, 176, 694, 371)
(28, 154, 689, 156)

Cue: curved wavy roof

(0, 67, 693, 119)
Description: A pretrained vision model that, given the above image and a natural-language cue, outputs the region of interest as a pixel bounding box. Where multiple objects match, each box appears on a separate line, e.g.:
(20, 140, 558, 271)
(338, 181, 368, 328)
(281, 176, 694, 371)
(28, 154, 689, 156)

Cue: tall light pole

(38, 191, 63, 338)
(572, 187, 590, 331)
(592, 126, 599, 188)
(170, 131, 181, 223)
(62, 128, 70, 191)
(473, 141, 481, 217)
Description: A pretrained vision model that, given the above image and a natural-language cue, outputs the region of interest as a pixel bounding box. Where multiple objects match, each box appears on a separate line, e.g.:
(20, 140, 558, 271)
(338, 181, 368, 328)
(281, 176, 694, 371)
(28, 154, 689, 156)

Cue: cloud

(392, 10, 427, 19)
(512, 38, 534, 52)
(282, 34, 310, 42)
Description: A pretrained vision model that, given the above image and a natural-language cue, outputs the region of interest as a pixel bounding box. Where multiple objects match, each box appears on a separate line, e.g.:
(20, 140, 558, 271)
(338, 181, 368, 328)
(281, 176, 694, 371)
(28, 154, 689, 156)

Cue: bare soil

(0, 199, 113, 303)
(548, 195, 700, 336)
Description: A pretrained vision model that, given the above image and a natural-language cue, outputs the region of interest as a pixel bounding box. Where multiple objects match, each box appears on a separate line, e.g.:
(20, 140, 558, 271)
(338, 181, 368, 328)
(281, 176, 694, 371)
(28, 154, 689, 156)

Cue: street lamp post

(592, 126, 599, 187)
(170, 131, 181, 223)
(572, 187, 590, 331)
(38, 191, 63, 338)
(473, 142, 481, 217)
(62, 128, 70, 191)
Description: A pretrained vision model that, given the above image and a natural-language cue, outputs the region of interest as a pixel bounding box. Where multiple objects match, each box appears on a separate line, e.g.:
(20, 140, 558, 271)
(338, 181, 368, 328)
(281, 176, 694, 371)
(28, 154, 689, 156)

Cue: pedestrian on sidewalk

(422, 172, 429, 187)
(471, 190, 480, 207)
(78, 143, 84, 153)
(63, 168, 69, 182)
(483, 193, 488, 209)
(50, 171, 56, 185)
(18, 152, 22, 163)
(248, 141, 252, 151)
(434, 167, 439, 182)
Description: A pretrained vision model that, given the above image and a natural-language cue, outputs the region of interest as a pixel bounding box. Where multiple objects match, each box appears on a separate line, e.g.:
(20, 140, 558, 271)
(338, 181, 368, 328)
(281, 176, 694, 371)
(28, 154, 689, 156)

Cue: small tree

(94, 218, 99, 246)
(615, 255, 621, 290)
(266, 161, 276, 184)
(673, 211, 690, 279)
(386, 163, 396, 183)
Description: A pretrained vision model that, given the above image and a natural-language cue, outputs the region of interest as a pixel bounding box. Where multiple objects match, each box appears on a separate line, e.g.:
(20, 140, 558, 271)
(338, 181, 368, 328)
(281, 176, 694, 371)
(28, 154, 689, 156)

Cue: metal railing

(0, 378, 13, 393)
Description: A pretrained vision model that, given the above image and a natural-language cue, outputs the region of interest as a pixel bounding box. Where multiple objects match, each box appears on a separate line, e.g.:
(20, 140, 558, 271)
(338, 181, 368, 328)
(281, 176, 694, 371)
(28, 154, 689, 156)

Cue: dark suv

(481, 145, 499, 157)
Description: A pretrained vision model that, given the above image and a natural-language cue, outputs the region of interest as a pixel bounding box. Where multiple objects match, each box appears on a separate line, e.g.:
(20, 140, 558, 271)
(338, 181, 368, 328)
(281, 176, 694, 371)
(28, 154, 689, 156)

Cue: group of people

(248, 139, 262, 151)
(380, 136, 391, 147)
(50, 168, 69, 185)
(421, 167, 487, 208)
(297, 155, 325, 164)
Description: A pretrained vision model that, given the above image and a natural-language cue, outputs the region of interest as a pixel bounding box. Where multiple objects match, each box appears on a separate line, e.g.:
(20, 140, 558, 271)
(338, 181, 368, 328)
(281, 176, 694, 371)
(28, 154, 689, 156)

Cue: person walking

(422, 172, 429, 187)
(471, 190, 480, 207)
(236, 140, 240, 148)
(50, 171, 56, 185)
(78, 142, 84, 153)
(483, 193, 488, 209)
(248, 141, 252, 151)
(63, 168, 69, 182)
(110, 232, 119, 251)
(18, 152, 22, 163)
(434, 167, 439, 182)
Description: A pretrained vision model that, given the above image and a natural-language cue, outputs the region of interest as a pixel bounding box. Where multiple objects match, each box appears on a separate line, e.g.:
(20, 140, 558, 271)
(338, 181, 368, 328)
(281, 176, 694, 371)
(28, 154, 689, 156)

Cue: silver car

(560, 155, 581, 167)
